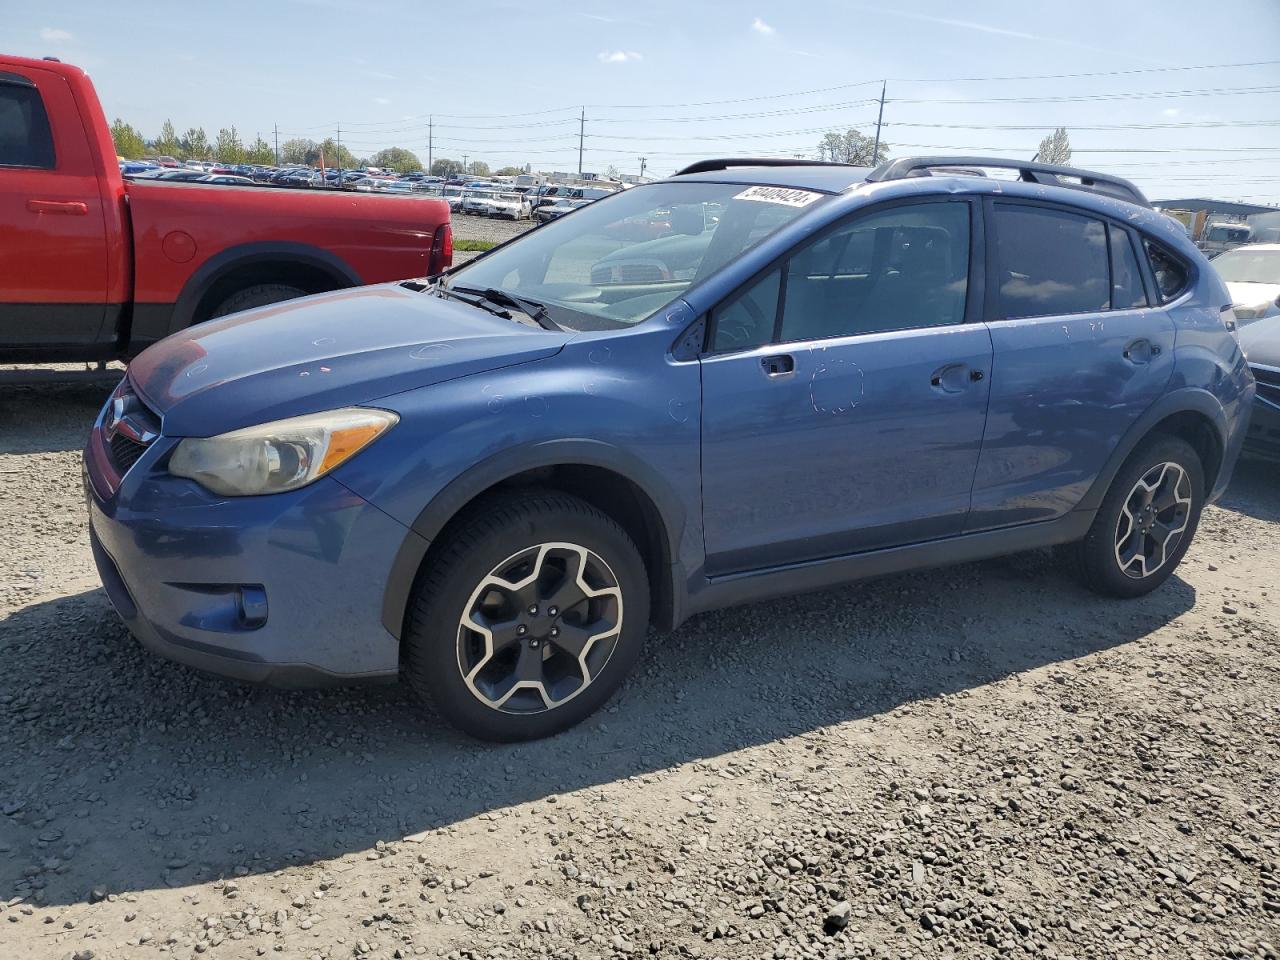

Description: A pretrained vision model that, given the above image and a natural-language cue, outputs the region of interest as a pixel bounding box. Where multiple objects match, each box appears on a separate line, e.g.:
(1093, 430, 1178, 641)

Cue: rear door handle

(28, 199, 89, 215)
(761, 354, 795, 378)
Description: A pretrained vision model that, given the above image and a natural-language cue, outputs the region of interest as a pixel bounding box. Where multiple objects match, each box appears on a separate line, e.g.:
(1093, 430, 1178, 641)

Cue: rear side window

(993, 204, 1109, 318)
(1109, 225, 1148, 309)
(1144, 239, 1190, 302)
(0, 78, 55, 169)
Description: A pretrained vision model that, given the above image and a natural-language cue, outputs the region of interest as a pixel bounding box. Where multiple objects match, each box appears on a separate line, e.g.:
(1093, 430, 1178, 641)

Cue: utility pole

(639, 156, 647, 179)
(463, 154, 468, 176)
(871, 80, 886, 165)
(427, 115, 433, 175)
(274, 123, 279, 165)
(336, 122, 342, 185)
(578, 106, 585, 177)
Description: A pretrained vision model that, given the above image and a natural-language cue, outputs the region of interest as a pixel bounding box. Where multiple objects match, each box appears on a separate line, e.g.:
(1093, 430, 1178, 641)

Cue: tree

(815, 128, 888, 165)
(1036, 128, 1072, 165)
(369, 147, 422, 174)
(245, 137, 275, 165)
(430, 158, 463, 178)
(493, 166, 523, 177)
(181, 127, 210, 160)
(308, 138, 358, 169)
(469, 160, 490, 177)
(155, 119, 182, 158)
(213, 126, 245, 163)
(280, 138, 315, 165)
(109, 119, 146, 159)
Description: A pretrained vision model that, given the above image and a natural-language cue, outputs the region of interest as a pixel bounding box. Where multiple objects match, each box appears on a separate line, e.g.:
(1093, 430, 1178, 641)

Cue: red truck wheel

(209, 283, 308, 320)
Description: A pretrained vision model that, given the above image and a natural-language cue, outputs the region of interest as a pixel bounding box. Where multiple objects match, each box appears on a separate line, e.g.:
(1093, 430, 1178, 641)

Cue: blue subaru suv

(85, 156, 1254, 741)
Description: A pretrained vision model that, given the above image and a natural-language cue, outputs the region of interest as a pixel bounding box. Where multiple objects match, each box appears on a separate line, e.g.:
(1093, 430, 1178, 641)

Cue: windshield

(446, 181, 825, 331)
(1213, 247, 1280, 284)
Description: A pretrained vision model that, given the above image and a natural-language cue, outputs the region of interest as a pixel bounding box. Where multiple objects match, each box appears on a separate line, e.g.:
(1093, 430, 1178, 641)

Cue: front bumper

(85, 400, 420, 686)
(1243, 391, 1280, 462)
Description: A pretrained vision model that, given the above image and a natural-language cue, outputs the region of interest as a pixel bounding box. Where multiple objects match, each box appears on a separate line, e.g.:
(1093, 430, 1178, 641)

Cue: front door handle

(761, 354, 795, 378)
(930, 362, 975, 393)
(28, 199, 89, 215)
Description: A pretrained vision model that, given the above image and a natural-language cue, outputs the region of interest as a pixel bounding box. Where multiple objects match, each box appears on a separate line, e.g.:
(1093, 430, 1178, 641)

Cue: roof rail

(675, 157, 861, 177)
(865, 156, 1150, 208)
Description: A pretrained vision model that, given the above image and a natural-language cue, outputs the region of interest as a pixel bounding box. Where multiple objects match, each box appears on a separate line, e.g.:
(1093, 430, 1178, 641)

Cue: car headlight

(1234, 295, 1280, 322)
(168, 407, 398, 496)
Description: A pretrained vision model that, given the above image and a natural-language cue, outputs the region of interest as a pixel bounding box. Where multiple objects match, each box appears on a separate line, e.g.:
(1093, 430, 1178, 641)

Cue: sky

(5, 0, 1280, 204)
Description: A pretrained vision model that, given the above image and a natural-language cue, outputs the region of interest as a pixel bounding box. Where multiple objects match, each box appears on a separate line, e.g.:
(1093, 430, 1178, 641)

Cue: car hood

(1240, 313, 1280, 368)
(129, 283, 570, 437)
(1225, 280, 1280, 309)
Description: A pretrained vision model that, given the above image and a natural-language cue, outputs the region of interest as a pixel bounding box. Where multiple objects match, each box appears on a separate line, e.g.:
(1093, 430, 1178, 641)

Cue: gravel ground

(451, 214, 535, 265)
(1, 381, 1278, 960)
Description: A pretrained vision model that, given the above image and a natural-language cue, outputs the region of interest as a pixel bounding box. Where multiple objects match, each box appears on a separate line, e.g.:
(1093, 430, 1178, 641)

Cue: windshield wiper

(452, 285, 562, 331)
(435, 284, 512, 320)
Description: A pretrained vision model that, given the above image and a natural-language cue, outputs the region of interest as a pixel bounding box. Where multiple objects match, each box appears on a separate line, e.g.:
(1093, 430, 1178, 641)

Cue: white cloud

(1162, 107, 1180, 117)
(790, 48, 820, 58)
(373, 96, 391, 105)
(751, 17, 775, 35)
(597, 50, 643, 64)
(39, 27, 74, 43)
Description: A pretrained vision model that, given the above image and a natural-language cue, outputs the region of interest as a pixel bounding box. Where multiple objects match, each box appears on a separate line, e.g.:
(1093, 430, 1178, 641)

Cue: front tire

(402, 490, 649, 741)
(1069, 435, 1204, 598)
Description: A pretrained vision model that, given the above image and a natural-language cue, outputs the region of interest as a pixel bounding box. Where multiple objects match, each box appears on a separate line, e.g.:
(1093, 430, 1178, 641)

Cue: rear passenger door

(700, 198, 993, 574)
(967, 200, 1176, 530)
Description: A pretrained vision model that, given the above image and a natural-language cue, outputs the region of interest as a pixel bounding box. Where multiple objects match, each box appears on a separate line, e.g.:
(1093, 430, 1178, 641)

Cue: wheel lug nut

(528, 605, 538, 615)
(548, 606, 558, 617)
(529, 638, 540, 648)
(549, 627, 559, 637)
(516, 625, 527, 635)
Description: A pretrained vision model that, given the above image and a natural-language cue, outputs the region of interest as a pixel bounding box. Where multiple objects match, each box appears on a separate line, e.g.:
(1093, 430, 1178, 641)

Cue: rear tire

(208, 283, 308, 320)
(402, 490, 649, 742)
(1067, 435, 1204, 598)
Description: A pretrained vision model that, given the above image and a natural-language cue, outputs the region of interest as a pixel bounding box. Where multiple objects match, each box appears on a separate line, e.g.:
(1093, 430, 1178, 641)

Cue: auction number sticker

(733, 185, 823, 207)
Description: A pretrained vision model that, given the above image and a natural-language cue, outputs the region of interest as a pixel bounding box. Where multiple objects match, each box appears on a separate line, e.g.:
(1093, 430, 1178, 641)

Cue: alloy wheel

(1114, 461, 1193, 579)
(456, 542, 623, 714)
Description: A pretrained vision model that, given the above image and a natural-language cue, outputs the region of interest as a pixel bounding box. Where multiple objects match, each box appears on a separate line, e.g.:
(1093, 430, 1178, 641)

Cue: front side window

(0, 79, 55, 169)
(709, 268, 781, 352)
(449, 181, 825, 331)
(779, 201, 970, 342)
(994, 204, 1109, 319)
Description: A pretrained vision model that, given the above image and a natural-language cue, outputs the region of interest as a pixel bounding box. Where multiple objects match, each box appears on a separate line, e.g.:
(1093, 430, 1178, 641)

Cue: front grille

(103, 379, 161, 478)
(109, 432, 149, 472)
(1251, 364, 1280, 407)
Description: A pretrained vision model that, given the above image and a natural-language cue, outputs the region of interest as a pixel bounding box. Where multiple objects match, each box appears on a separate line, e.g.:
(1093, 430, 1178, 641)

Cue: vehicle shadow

(0, 382, 114, 455)
(1215, 457, 1280, 522)
(1, 550, 1196, 907)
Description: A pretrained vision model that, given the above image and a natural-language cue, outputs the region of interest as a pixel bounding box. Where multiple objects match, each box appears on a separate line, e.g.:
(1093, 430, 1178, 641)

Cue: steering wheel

(717, 295, 769, 347)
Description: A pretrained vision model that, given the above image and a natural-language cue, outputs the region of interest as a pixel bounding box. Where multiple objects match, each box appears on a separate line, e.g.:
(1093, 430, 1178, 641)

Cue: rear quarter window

(1143, 238, 1191, 303)
(0, 76, 55, 169)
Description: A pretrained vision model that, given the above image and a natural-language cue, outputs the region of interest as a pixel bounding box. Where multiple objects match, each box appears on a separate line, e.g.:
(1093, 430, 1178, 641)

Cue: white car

(482, 191, 531, 220)
(460, 189, 497, 216)
(1212, 243, 1280, 325)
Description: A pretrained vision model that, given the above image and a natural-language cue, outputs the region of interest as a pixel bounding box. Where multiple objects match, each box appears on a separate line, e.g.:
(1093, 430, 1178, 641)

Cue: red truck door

(0, 65, 111, 353)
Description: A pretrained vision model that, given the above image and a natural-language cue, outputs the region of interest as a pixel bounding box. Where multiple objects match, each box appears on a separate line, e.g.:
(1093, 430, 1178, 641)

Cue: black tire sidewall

(404, 494, 650, 742)
(210, 283, 308, 320)
(1080, 435, 1205, 598)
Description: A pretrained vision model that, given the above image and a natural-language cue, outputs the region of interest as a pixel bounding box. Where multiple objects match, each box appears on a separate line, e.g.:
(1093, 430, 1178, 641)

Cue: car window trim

(702, 194, 982, 357)
(982, 196, 1160, 323)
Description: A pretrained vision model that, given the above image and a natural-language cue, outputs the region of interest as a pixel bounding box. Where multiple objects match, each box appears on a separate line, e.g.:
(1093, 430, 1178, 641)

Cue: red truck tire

(209, 283, 308, 320)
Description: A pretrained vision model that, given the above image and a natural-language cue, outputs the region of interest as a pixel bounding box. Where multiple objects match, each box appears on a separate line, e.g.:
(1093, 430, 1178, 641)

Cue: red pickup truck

(0, 54, 452, 363)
